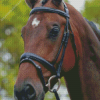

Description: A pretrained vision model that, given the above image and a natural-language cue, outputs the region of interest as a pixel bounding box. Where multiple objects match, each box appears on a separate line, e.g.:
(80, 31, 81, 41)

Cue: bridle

(20, 3, 76, 100)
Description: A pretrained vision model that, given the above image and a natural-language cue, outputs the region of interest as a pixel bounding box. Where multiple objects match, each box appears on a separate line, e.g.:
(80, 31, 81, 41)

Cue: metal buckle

(46, 75, 61, 93)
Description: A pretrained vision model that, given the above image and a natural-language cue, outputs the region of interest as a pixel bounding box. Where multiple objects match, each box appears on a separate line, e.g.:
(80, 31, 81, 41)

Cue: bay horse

(14, 0, 100, 100)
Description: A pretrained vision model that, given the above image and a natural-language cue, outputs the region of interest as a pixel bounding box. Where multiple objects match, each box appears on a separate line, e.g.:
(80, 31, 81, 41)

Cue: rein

(20, 3, 76, 100)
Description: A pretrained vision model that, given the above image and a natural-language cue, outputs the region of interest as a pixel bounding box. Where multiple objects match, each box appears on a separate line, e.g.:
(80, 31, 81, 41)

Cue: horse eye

(49, 26, 60, 38)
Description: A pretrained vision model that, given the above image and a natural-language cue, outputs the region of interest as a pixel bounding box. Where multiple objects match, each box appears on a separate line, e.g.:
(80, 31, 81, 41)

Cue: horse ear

(25, 0, 37, 8)
(52, 0, 62, 6)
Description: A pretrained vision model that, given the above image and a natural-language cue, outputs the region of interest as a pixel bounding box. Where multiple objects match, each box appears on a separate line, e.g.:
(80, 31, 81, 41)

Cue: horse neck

(64, 3, 100, 100)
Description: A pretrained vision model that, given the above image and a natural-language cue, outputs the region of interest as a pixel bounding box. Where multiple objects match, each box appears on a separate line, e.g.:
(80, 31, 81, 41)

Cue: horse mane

(85, 18, 100, 41)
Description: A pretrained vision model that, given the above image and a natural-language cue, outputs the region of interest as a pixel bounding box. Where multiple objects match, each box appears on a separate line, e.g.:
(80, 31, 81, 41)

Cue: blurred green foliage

(0, 0, 29, 99)
(82, 0, 100, 28)
(64, 0, 68, 2)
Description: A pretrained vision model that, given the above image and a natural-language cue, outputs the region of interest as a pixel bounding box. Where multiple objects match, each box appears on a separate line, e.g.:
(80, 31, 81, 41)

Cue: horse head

(14, 0, 76, 100)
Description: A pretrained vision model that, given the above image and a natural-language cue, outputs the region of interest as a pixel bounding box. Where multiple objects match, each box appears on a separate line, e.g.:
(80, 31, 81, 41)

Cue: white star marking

(32, 18, 40, 28)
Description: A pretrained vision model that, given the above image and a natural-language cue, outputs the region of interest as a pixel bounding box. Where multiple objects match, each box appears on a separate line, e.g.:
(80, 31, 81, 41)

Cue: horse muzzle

(14, 83, 36, 100)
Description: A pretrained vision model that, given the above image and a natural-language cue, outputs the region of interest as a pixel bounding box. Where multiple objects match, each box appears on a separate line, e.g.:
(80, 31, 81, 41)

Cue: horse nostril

(14, 84, 36, 100)
(25, 84, 36, 99)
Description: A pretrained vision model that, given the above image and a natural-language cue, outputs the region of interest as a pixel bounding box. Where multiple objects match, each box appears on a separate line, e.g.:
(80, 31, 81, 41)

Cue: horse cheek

(62, 39, 75, 72)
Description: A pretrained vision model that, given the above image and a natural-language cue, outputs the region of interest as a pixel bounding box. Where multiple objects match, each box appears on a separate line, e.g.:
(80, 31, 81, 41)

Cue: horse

(14, 0, 100, 100)
(85, 18, 100, 41)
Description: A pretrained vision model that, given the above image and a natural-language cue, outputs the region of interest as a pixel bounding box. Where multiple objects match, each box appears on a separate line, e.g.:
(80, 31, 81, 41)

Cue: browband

(30, 7, 69, 18)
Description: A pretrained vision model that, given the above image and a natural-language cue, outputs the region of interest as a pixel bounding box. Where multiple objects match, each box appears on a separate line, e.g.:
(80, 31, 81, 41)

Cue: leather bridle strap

(20, 57, 46, 89)
(20, 53, 56, 73)
(30, 7, 69, 18)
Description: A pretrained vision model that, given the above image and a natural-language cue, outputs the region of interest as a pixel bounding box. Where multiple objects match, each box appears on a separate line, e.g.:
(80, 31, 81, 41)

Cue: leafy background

(0, 0, 99, 100)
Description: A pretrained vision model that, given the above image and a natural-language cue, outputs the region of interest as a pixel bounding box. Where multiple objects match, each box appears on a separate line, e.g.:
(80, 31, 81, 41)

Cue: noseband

(20, 3, 76, 100)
